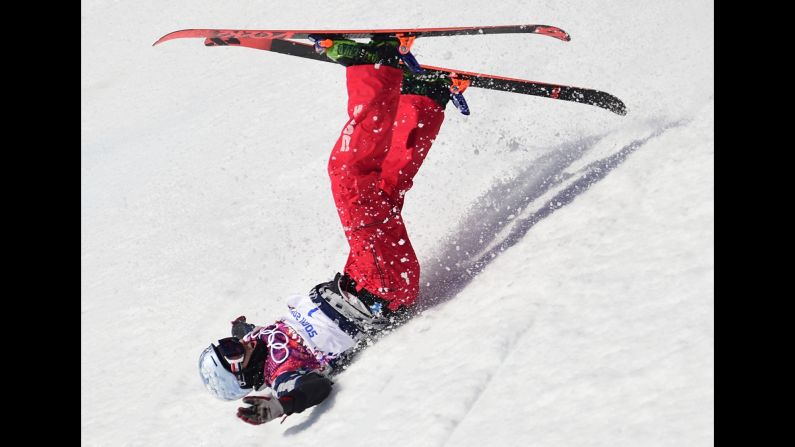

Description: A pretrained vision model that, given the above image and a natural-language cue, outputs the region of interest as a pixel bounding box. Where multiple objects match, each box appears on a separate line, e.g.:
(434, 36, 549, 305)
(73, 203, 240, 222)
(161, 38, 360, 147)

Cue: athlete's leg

(326, 46, 450, 312)
(380, 93, 446, 207)
(327, 64, 406, 310)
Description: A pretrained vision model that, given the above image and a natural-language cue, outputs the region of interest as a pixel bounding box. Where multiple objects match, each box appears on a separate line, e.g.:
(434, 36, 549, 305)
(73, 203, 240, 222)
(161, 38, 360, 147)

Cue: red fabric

(327, 65, 445, 311)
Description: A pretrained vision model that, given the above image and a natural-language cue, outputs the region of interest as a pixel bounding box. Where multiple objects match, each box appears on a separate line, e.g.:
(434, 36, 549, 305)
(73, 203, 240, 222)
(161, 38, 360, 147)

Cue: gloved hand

(231, 316, 256, 340)
(236, 394, 285, 425)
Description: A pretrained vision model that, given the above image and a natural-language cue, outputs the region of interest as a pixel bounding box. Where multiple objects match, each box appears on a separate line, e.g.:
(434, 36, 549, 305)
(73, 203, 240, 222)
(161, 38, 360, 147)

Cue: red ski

(153, 24, 571, 46)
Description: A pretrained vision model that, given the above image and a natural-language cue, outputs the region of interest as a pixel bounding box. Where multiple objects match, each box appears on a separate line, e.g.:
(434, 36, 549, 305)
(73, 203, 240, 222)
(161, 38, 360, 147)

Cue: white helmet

(198, 345, 251, 401)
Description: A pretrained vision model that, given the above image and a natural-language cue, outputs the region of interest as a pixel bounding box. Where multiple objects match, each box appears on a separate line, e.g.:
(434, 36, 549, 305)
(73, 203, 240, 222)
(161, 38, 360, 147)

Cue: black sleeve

(277, 372, 333, 415)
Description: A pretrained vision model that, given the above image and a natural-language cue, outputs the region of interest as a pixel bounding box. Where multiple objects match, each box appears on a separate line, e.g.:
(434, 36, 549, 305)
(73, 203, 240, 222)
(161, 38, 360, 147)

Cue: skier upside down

(198, 38, 454, 425)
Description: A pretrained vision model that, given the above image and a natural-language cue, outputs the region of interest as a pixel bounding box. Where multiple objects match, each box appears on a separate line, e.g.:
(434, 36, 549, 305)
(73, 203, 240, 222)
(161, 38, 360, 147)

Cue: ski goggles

(217, 337, 246, 374)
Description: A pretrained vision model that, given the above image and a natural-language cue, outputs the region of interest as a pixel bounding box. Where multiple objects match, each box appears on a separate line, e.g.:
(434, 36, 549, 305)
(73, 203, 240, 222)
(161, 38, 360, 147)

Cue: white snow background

(82, 1, 714, 446)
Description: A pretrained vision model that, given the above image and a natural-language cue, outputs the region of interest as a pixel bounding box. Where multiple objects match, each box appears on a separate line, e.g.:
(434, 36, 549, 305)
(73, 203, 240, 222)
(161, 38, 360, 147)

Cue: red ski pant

(327, 65, 445, 311)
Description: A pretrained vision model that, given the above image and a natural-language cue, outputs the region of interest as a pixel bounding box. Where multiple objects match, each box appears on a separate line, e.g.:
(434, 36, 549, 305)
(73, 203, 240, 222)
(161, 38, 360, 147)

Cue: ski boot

(311, 273, 407, 337)
(309, 35, 424, 73)
(402, 70, 471, 115)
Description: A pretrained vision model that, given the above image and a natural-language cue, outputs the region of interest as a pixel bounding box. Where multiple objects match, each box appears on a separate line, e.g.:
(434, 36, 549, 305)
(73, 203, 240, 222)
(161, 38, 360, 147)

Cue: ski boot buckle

(395, 34, 416, 54)
(308, 34, 333, 54)
(395, 34, 424, 74)
(449, 77, 471, 115)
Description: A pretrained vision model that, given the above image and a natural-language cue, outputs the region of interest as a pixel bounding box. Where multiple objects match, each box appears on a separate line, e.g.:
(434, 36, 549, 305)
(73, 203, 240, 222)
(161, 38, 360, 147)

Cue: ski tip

(152, 32, 175, 46)
(531, 25, 571, 42)
(610, 100, 628, 116)
(152, 29, 197, 46)
(570, 89, 627, 115)
(590, 90, 628, 116)
(152, 34, 172, 46)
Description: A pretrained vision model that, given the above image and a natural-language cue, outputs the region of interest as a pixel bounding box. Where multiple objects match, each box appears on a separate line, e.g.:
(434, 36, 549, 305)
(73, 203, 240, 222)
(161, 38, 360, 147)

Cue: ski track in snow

(440, 316, 534, 446)
(420, 117, 688, 311)
(406, 117, 691, 445)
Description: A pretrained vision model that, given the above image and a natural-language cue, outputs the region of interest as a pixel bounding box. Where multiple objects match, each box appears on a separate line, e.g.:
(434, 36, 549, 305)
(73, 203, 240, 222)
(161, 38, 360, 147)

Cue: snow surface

(82, 0, 714, 445)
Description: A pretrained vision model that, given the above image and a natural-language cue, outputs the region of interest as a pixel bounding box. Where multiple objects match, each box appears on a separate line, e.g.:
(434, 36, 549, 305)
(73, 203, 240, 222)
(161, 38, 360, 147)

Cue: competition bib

(281, 294, 356, 357)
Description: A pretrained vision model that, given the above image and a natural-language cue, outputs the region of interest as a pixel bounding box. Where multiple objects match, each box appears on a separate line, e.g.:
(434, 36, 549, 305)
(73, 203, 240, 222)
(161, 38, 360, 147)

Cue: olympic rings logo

(255, 326, 291, 364)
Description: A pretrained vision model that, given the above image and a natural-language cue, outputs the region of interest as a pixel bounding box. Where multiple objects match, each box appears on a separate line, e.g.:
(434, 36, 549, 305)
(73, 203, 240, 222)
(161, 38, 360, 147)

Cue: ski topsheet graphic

(153, 25, 626, 116)
(153, 24, 572, 46)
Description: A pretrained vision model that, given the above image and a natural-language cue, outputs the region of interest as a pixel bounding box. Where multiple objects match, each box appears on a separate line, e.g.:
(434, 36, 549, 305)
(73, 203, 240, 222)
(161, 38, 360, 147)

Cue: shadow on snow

(417, 119, 685, 311)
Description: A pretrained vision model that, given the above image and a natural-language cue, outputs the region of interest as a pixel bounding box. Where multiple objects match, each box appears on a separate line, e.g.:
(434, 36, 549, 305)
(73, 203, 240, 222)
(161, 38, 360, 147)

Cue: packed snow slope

(82, 1, 713, 446)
